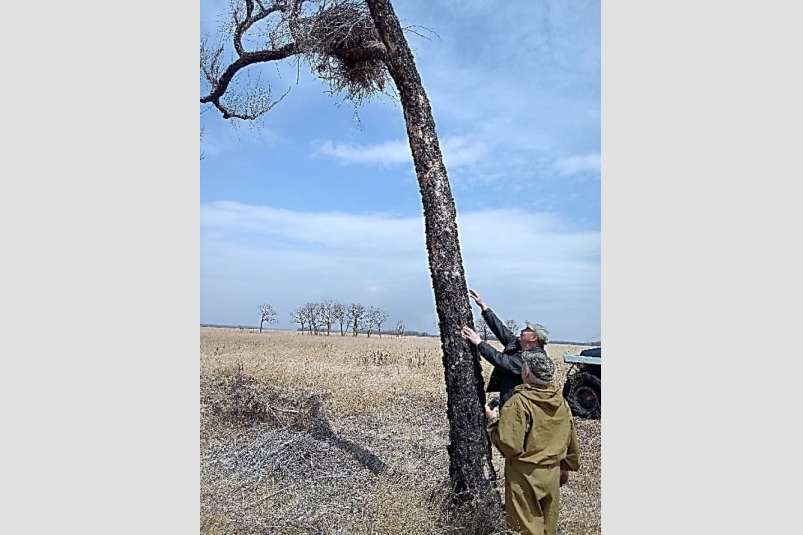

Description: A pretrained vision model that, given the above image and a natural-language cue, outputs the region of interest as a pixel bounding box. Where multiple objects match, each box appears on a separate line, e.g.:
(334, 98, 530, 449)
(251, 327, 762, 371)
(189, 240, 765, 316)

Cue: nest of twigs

(292, 1, 391, 103)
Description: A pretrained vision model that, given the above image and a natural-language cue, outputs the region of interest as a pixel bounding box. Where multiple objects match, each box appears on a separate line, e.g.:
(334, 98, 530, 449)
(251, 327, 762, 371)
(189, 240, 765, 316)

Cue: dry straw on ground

(200, 327, 601, 534)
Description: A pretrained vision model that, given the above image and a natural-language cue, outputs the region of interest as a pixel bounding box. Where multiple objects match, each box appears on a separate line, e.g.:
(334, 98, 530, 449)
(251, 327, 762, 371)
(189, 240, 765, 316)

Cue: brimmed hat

(521, 351, 555, 385)
(524, 321, 550, 345)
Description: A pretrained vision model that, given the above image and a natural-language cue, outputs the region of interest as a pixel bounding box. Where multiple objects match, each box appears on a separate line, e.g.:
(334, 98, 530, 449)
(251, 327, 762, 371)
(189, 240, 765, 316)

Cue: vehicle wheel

(564, 372, 601, 419)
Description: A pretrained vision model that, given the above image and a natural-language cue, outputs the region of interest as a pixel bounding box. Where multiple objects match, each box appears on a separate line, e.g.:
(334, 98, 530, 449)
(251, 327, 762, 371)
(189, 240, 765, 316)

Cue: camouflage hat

(524, 321, 550, 345)
(522, 351, 555, 385)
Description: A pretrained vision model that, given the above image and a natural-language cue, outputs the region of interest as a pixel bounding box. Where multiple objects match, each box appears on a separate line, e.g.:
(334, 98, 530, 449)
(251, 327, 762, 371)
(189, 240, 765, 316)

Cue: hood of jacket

(512, 382, 564, 413)
(487, 380, 577, 468)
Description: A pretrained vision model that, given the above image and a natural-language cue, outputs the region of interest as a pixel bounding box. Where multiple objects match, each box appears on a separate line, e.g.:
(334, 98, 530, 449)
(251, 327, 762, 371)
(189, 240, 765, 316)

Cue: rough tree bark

(364, 0, 500, 513)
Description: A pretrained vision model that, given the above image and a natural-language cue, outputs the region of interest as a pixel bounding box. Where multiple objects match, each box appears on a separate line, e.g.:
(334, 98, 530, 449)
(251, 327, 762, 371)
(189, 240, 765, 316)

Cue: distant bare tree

(360, 311, 373, 338)
(367, 306, 389, 337)
(475, 314, 491, 342)
(258, 304, 278, 332)
(395, 320, 405, 338)
(301, 302, 322, 335)
(377, 309, 389, 336)
(504, 319, 519, 335)
(319, 299, 337, 335)
(332, 301, 347, 336)
(290, 308, 306, 334)
(346, 303, 366, 337)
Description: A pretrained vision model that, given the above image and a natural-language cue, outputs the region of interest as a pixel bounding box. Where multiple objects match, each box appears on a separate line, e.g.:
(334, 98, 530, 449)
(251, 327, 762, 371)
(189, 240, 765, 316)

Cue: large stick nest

(292, 2, 391, 103)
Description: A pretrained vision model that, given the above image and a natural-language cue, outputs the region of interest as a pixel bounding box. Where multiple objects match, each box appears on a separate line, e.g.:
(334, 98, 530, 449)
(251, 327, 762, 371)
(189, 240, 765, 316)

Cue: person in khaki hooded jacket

(464, 327, 580, 535)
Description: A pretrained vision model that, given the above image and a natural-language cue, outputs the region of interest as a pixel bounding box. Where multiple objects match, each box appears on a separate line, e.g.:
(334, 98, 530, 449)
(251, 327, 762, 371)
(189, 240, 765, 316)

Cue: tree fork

(365, 0, 502, 516)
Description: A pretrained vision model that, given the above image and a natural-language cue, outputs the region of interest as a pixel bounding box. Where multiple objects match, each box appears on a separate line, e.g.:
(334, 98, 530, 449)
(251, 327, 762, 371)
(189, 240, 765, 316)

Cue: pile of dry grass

(200, 328, 601, 534)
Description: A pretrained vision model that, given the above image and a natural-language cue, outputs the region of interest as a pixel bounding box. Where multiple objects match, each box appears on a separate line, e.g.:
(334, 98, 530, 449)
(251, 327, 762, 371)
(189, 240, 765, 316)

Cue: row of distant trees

(259, 300, 414, 338)
(293, 301, 391, 337)
(258, 301, 527, 340)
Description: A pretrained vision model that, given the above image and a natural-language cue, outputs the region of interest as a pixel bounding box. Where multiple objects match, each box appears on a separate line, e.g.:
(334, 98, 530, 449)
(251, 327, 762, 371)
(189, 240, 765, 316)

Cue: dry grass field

(200, 327, 601, 534)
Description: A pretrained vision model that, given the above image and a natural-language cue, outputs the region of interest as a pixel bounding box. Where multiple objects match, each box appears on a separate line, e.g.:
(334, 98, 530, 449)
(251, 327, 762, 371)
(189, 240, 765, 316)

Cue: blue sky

(200, 0, 601, 342)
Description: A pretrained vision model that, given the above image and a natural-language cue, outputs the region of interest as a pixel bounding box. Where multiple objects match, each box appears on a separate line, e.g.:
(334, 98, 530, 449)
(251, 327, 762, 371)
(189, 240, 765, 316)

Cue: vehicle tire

(563, 372, 601, 419)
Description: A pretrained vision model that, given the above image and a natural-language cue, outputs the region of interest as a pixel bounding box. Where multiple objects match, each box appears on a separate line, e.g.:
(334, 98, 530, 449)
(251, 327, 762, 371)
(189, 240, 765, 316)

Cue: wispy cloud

(395, 0, 600, 187)
(552, 153, 601, 176)
(202, 201, 426, 262)
(315, 135, 492, 171)
(316, 140, 412, 166)
(201, 201, 599, 339)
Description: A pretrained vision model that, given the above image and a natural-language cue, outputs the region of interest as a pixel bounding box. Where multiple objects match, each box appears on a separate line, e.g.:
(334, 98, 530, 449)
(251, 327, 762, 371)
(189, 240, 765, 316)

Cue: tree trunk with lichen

(365, 0, 503, 521)
(200, 0, 504, 523)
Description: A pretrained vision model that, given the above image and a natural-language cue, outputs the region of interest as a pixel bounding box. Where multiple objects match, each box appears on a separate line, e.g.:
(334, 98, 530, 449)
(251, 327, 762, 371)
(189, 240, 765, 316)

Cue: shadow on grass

(305, 395, 387, 475)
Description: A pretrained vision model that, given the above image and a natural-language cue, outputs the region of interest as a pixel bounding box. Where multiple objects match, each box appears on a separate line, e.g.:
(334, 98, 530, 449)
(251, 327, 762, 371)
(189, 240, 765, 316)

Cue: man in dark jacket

(464, 289, 551, 407)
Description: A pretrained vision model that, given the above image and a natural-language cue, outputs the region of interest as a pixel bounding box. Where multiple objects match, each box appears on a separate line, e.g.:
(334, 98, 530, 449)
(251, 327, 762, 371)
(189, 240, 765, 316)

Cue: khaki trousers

(504, 460, 561, 535)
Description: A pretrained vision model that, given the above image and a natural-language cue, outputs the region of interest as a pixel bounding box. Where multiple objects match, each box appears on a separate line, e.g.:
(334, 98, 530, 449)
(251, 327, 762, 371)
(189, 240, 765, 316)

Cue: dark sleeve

(482, 308, 517, 346)
(478, 342, 522, 375)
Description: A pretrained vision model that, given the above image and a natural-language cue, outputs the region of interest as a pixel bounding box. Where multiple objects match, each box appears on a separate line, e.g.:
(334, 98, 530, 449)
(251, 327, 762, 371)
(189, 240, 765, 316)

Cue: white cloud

(202, 201, 425, 255)
(391, 0, 600, 187)
(315, 134, 492, 172)
(552, 153, 601, 176)
(201, 201, 599, 340)
(440, 136, 493, 169)
(316, 140, 412, 166)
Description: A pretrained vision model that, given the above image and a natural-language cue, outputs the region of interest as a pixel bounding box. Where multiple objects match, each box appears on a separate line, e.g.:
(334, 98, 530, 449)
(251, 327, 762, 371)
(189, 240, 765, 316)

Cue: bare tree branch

(201, 0, 393, 121)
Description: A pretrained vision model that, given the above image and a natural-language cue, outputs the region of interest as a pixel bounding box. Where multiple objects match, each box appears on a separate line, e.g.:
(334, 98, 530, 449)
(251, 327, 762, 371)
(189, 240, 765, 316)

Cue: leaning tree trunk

(365, 0, 503, 519)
